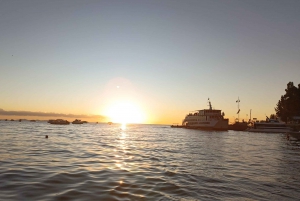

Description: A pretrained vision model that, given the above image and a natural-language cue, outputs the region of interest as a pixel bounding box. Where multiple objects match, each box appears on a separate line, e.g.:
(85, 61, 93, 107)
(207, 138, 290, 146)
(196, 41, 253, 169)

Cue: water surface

(1, 121, 300, 200)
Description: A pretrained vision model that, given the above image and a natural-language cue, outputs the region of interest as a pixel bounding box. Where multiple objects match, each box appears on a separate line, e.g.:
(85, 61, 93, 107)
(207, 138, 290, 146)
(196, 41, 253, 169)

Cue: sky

(1, 0, 300, 124)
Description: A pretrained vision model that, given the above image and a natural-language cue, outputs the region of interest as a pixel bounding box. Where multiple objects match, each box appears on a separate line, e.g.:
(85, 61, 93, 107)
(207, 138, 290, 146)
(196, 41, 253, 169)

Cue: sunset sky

(1, 0, 300, 124)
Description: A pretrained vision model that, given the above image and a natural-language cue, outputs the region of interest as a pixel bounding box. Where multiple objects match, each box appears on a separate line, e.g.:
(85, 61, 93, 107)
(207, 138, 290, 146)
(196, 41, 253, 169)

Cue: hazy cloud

(0, 108, 106, 120)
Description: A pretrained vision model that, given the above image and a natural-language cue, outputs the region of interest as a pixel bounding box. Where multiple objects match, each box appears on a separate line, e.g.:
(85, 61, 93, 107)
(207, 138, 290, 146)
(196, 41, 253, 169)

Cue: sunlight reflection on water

(121, 123, 126, 130)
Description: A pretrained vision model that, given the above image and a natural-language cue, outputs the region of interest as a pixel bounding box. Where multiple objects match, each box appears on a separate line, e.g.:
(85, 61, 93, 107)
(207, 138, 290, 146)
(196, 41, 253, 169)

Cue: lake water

(1, 121, 300, 201)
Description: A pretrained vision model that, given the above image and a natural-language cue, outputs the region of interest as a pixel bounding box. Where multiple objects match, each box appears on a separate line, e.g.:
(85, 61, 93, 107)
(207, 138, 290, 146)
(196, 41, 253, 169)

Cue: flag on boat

(237, 109, 240, 114)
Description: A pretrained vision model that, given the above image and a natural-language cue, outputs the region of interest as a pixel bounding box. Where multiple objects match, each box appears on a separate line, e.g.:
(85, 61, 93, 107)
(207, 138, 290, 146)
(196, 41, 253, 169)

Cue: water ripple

(0, 121, 300, 200)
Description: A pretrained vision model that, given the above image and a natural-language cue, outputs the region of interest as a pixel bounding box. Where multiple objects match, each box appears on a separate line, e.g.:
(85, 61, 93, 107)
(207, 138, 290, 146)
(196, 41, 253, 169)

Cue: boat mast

(208, 98, 212, 110)
(236, 97, 240, 122)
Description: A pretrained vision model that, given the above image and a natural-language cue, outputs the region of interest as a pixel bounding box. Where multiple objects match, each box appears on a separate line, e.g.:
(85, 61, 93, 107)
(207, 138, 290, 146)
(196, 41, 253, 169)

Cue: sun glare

(105, 101, 145, 124)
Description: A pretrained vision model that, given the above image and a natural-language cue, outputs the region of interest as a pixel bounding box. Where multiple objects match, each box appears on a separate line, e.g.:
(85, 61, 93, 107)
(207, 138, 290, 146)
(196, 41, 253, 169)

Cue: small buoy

(45, 135, 48, 138)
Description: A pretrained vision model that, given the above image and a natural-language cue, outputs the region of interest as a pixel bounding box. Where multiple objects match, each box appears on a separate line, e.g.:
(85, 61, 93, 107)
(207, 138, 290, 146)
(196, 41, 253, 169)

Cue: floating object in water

(48, 119, 70, 125)
(45, 135, 48, 138)
(248, 118, 291, 133)
(287, 131, 300, 140)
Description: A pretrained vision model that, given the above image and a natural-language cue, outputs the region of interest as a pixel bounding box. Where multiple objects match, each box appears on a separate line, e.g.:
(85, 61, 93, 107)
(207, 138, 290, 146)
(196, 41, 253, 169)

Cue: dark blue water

(1, 121, 300, 201)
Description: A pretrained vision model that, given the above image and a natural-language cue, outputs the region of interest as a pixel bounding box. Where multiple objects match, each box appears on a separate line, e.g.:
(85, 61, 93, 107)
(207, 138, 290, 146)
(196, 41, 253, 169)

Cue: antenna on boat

(208, 98, 212, 110)
(236, 97, 240, 122)
(249, 109, 252, 122)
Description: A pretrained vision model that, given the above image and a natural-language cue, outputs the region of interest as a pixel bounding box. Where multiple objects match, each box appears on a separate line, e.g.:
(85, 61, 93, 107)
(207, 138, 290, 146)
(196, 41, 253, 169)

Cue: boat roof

(196, 109, 221, 111)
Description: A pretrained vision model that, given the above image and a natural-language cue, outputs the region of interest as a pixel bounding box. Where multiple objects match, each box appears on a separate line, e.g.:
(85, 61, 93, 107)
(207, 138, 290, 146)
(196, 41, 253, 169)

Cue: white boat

(182, 99, 228, 130)
(247, 118, 291, 133)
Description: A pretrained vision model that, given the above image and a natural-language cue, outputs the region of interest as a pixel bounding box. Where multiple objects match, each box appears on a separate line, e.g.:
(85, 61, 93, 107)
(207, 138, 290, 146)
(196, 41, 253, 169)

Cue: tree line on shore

(274, 82, 300, 123)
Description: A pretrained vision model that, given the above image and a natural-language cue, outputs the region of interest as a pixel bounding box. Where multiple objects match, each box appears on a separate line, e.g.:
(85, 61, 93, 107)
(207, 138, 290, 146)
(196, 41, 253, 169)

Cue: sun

(104, 101, 145, 124)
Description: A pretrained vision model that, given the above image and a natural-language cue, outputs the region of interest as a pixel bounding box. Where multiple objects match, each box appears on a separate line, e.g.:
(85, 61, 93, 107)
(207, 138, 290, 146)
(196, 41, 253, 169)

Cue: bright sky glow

(104, 101, 145, 124)
(0, 0, 300, 124)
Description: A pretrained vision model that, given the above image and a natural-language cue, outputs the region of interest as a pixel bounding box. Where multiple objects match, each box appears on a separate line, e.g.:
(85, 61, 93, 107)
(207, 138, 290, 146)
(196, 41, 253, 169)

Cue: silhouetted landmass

(0, 108, 106, 121)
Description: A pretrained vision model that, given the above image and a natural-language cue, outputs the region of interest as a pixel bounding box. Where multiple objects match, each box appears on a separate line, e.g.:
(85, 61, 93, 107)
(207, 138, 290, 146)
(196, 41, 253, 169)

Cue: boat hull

(49, 122, 70, 125)
(248, 119, 291, 133)
(48, 119, 70, 125)
(185, 126, 228, 131)
(247, 128, 291, 133)
(228, 122, 248, 131)
(185, 119, 228, 131)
